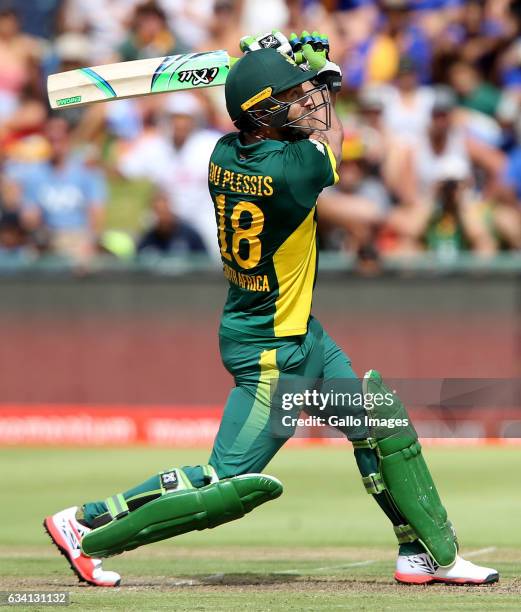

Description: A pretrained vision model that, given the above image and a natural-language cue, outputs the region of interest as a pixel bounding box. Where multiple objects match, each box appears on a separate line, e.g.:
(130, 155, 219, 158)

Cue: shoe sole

(395, 571, 499, 586)
(43, 517, 120, 587)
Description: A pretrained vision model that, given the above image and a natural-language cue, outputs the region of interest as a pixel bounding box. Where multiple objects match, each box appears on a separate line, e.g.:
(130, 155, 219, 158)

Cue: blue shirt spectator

(9, 158, 106, 231)
(5, 117, 106, 261)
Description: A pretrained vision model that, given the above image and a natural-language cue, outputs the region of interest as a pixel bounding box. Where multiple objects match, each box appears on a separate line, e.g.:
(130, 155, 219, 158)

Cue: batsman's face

(277, 85, 314, 124)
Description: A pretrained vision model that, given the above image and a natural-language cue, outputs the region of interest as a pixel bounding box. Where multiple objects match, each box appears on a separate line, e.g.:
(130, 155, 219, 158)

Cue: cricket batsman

(44, 31, 498, 587)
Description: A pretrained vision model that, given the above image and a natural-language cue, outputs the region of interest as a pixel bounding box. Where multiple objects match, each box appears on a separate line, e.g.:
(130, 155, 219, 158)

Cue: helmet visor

(245, 84, 331, 132)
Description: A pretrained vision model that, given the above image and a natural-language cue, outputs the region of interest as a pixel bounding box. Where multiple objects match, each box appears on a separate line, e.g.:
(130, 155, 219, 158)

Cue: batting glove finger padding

(240, 30, 294, 59)
(291, 30, 342, 92)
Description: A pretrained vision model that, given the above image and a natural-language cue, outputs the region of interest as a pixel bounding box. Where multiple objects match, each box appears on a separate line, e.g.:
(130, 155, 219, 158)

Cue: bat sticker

(177, 67, 220, 86)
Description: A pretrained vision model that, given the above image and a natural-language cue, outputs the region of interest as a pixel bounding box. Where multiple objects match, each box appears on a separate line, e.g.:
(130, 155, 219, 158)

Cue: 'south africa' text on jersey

(223, 262, 271, 292)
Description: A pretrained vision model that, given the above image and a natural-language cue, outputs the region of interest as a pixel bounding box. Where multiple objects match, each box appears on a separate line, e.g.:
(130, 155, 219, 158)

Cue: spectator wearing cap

(117, 92, 221, 257)
(6, 118, 107, 261)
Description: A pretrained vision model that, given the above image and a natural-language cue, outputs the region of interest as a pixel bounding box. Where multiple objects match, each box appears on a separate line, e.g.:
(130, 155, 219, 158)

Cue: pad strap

(104, 493, 129, 521)
(202, 464, 219, 484)
(362, 472, 386, 494)
(352, 438, 378, 450)
(159, 468, 194, 495)
(394, 523, 419, 544)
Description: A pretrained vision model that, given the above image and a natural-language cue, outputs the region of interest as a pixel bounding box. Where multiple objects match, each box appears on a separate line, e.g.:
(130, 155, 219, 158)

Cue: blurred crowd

(2, 0, 521, 266)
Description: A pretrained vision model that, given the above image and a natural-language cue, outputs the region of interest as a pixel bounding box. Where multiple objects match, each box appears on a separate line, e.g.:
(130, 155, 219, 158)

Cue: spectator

(423, 168, 494, 259)
(381, 56, 434, 144)
(10, 0, 62, 41)
(137, 192, 207, 256)
(197, 0, 244, 56)
(0, 0, 520, 264)
(380, 0, 433, 83)
(118, 1, 189, 62)
(62, 0, 141, 63)
(354, 84, 411, 198)
(159, 1, 215, 50)
(42, 33, 93, 133)
(7, 118, 107, 261)
(318, 131, 387, 263)
(0, 173, 22, 213)
(0, 84, 47, 158)
(389, 87, 497, 254)
(0, 210, 29, 258)
(117, 92, 222, 257)
(0, 8, 42, 122)
(449, 60, 502, 117)
(454, 0, 514, 67)
(339, 1, 400, 89)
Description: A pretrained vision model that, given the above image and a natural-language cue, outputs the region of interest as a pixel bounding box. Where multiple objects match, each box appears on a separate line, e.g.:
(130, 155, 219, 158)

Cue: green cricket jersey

(208, 132, 339, 339)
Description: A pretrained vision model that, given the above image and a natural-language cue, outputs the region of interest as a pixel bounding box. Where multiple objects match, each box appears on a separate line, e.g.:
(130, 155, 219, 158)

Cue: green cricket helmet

(225, 48, 330, 132)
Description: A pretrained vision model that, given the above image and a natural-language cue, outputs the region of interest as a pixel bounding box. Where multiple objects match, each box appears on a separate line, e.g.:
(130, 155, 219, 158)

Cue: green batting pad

(363, 370, 457, 566)
(380, 441, 458, 566)
(82, 474, 283, 558)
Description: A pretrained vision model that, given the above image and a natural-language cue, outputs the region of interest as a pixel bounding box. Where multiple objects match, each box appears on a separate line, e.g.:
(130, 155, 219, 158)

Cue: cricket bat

(47, 50, 235, 109)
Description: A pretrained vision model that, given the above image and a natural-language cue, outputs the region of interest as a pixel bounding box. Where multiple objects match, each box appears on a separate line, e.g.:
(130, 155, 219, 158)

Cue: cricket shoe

(43, 506, 121, 587)
(395, 552, 499, 585)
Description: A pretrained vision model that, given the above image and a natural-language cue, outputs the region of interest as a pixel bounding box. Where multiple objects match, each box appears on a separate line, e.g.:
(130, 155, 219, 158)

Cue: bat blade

(47, 50, 232, 109)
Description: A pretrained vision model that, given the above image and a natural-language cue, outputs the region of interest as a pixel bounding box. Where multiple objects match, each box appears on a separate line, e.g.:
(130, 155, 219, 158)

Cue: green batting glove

(239, 30, 294, 58)
(290, 30, 329, 66)
(289, 33, 305, 65)
(300, 30, 342, 92)
(239, 35, 257, 53)
(302, 44, 327, 71)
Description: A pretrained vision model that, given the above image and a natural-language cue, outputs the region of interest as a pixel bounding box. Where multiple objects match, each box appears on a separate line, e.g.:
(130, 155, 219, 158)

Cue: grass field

(1, 446, 520, 610)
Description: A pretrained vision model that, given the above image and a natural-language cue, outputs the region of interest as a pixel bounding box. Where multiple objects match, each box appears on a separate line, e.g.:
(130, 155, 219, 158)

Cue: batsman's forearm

(328, 93, 343, 165)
